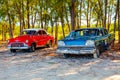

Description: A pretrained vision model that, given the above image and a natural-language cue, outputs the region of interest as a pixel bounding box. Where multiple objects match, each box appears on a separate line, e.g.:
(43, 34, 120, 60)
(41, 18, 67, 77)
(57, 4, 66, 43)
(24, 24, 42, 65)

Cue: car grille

(11, 42, 24, 47)
(58, 46, 95, 51)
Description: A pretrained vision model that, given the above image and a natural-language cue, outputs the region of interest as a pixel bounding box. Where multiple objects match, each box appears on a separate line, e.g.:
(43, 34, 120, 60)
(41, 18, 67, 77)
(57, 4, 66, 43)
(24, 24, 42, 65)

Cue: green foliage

(0, 0, 119, 42)
(14, 26, 20, 36)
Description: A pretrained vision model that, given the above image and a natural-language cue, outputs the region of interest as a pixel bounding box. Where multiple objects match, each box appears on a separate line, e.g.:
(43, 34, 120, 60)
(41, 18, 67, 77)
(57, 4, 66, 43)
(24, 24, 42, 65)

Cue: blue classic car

(56, 28, 115, 58)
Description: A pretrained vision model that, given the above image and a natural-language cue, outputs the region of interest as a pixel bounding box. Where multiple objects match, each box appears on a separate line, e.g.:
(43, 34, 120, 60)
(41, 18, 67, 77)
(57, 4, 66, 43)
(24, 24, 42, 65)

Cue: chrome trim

(58, 45, 95, 48)
(8, 46, 29, 49)
(56, 46, 96, 54)
(7, 42, 29, 49)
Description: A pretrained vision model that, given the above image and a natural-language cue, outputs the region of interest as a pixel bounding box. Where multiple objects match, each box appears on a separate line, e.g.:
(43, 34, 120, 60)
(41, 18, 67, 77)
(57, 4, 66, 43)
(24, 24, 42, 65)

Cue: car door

(101, 29, 109, 49)
(41, 30, 48, 45)
(36, 30, 44, 47)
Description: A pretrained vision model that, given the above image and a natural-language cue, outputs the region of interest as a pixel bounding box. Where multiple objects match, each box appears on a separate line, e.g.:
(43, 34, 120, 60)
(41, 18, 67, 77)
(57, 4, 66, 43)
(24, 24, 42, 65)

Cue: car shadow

(57, 54, 94, 59)
(35, 47, 46, 50)
(10, 47, 51, 56)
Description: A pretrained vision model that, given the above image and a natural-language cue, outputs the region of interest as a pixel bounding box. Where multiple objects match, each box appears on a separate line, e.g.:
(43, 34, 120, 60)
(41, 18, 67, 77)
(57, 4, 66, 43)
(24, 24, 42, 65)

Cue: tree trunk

(8, 13, 13, 38)
(44, 17, 47, 30)
(65, 9, 70, 32)
(16, 1, 23, 35)
(89, 3, 92, 28)
(31, 11, 36, 28)
(20, 2, 23, 35)
(6, 1, 13, 38)
(12, 18, 15, 35)
(2, 24, 6, 41)
(77, 13, 80, 29)
(55, 19, 58, 45)
(2, 24, 7, 41)
(107, 8, 111, 31)
(98, 0, 104, 27)
(2, 25, 3, 41)
(27, 0, 30, 28)
(40, 0, 43, 29)
(61, 3, 65, 38)
(32, 12, 34, 28)
(4, 25, 7, 41)
(61, 16, 65, 38)
(96, 19, 99, 27)
(22, 0, 25, 29)
(79, 0, 82, 28)
(104, 0, 107, 28)
(20, 15, 22, 35)
(40, 12, 43, 28)
(50, 16, 54, 36)
(118, 0, 120, 43)
(114, 0, 118, 41)
(86, 0, 89, 28)
(71, 0, 75, 31)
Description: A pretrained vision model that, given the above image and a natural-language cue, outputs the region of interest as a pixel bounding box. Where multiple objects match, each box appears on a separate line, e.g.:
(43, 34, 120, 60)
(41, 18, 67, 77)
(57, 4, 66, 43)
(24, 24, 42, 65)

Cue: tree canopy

(0, 0, 120, 43)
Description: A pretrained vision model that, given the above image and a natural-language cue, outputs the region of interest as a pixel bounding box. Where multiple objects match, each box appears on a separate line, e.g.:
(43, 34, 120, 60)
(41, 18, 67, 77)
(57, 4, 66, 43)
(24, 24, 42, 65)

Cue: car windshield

(75, 29, 98, 36)
(67, 29, 98, 38)
(22, 30, 36, 35)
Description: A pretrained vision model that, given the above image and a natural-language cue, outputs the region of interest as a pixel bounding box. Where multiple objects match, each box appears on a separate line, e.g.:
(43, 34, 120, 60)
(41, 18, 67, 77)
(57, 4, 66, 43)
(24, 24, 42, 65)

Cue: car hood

(9, 35, 32, 42)
(63, 36, 96, 46)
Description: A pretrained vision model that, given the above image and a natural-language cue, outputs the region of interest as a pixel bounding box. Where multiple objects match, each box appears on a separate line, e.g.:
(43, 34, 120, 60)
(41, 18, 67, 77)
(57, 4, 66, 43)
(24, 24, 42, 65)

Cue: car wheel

(107, 43, 113, 50)
(10, 49, 16, 53)
(29, 44, 35, 52)
(93, 48, 100, 58)
(107, 45, 111, 50)
(63, 54, 69, 58)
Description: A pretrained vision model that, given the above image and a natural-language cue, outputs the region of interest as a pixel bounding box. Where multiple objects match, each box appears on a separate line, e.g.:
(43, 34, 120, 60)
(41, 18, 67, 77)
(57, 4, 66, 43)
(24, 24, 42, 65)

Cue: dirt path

(0, 47, 120, 80)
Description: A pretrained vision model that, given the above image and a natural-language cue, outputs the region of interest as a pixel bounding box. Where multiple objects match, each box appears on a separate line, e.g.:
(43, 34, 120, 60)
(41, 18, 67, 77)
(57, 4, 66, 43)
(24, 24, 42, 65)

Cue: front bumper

(56, 46, 96, 54)
(7, 46, 29, 49)
(7, 42, 30, 49)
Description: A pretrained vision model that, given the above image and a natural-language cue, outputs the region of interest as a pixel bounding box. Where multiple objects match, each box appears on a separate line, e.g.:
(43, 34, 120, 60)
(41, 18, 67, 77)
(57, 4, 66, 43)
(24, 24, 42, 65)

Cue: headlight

(85, 40, 95, 46)
(25, 40, 29, 43)
(58, 41, 65, 46)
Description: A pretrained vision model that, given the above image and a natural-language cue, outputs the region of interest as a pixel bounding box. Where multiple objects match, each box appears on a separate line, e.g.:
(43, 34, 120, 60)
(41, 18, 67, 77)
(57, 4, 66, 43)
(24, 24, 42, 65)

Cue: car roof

(75, 27, 105, 31)
(23, 28, 45, 32)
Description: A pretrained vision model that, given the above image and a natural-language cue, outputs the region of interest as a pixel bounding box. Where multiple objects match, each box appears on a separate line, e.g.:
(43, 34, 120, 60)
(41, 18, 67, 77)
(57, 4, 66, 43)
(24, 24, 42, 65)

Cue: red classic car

(7, 28, 54, 52)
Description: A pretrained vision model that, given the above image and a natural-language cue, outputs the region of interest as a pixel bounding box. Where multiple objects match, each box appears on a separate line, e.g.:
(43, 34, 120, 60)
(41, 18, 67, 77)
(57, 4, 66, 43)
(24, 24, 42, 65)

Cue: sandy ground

(0, 46, 120, 80)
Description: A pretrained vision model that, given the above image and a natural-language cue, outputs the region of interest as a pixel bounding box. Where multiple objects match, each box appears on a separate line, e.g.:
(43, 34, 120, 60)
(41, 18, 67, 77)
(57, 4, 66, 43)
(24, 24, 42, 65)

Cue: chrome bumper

(7, 42, 30, 49)
(7, 46, 29, 49)
(56, 46, 96, 54)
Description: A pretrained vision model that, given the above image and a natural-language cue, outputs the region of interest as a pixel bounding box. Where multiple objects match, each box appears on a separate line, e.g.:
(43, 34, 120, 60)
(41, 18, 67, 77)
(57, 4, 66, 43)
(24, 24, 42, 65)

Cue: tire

(93, 48, 100, 58)
(107, 45, 111, 50)
(107, 42, 114, 50)
(10, 49, 16, 53)
(63, 54, 69, 58)
(29, 44, 35, 52)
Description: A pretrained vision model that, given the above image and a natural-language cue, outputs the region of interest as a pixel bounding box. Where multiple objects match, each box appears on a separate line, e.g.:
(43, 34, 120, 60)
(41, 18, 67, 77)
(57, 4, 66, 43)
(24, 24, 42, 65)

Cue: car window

(42, 31, 47, 35)
(38, 31, 42, 35)
(101, 29, 108, 36)
(98, 30, 103, 36)
(97, 30, 100, 36)
(75, 31, 83, 37)
(38, 30, 47, 35)
(87, 30, 96, 36)
(104, 29, 108, 35)
(67, 31, 75, 37)
(22, 30, 36, 35)
(75, 29, 98, 37)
